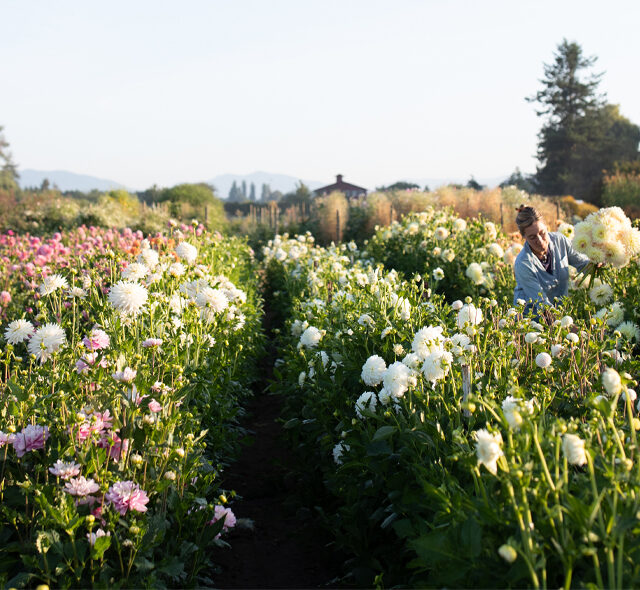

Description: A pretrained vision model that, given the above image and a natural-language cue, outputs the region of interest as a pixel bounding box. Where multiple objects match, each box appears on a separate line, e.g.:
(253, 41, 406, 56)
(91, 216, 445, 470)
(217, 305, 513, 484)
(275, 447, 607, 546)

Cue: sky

(2, 0, 639, 191)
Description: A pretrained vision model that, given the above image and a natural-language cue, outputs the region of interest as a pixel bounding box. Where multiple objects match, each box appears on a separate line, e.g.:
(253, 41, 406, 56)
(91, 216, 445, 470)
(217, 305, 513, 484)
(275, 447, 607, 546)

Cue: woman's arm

(559, 233, 590, 271)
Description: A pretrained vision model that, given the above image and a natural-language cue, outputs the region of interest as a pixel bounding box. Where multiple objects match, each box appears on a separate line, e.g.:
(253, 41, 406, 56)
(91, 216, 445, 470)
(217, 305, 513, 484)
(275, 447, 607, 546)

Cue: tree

(280, 181, 312, 207)
(261, 183, 271, 202)
(527, 40, 639, 201)
(249, 182, 256, 202)
(159, 183, 218, 207)
(376, 181, 420, 192)
(500, 168, 537, 193)
(0, 126, 19, 191)
(466, 176, 484, 191)
(228, 181, 244, 202)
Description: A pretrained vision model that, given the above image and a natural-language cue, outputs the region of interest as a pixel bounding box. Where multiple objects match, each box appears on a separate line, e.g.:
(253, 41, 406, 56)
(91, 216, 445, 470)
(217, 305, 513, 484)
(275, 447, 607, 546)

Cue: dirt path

(212, 309, 342, 589)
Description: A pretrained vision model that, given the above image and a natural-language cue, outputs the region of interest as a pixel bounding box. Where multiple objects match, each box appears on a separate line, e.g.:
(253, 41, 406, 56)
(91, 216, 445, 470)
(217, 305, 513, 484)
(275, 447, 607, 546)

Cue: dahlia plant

(265, 227, 640, 588)
(0, 223, 264, 587)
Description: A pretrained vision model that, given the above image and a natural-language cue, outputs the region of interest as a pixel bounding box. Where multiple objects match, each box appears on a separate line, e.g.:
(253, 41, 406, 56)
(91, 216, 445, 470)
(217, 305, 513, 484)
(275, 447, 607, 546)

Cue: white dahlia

(28, 323, 66, 363)
(175, 242, 198, 264)
(108, 281, 148, 317)
(412, 325, 445, 359)
(195, 287, 229, 313)
(4, 319, 35, 344)
(39, 274, 68, 296)
(361, 355, 387, 386)
(475, 429, 503, 475)
(121, 262, 148, 281)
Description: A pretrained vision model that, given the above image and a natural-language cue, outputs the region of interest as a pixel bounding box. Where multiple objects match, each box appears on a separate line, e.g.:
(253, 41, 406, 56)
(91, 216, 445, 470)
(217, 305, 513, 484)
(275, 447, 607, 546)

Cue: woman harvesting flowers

(512, 205, 590, 315)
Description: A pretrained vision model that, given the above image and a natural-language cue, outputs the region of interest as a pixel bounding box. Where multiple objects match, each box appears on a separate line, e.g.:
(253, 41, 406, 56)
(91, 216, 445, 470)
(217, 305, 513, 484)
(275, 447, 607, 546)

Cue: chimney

(336, 174, 343, 184)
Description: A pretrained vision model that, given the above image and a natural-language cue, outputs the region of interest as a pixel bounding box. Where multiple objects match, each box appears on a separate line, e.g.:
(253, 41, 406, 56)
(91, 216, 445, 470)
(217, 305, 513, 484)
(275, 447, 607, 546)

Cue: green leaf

(372, 425, 396, 441)
(157, 556, 185, 579)
(7, 379, 28, 402)
(460, 517, 482, 558)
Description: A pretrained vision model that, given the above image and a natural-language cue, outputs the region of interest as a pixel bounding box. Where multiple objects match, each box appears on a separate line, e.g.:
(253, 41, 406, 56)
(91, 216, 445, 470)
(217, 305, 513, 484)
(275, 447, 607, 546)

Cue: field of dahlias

(1, 205, 640, 589)
(0, 224, 263, 587)
(264, 206, 640, 588)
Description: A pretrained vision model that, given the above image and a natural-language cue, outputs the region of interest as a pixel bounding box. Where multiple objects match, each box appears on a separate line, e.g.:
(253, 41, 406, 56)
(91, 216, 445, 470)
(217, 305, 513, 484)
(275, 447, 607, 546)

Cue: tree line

(1, 39, 638, 208)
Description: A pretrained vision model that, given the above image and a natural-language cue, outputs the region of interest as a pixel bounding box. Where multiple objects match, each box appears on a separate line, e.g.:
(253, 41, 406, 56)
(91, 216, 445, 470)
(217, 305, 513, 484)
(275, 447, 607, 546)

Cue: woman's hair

(515, 205, 544, 236)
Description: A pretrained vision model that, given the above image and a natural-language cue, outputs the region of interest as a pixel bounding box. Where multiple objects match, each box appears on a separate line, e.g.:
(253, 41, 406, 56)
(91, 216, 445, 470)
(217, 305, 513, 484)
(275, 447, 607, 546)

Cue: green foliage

(0, 125, 19, 191)
(500, 168, 537, 194)
(279, 181, 312, 207)
(159, 183, 218, 207)
(376, 181, 420, 192)
(529, 40, 640, 202)
(602, 168, 640, 218)
(264, 227, 640, 588)
(0, 229, 265, 587)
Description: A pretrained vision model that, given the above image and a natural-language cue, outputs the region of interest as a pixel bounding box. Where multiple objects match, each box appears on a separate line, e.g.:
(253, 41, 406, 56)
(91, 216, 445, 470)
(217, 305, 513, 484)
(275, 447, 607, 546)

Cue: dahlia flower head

(4, 319, 35, 345)
(175, 241, 198, 264)
(13, 424, 50, 457)
(108, 281, 148, 317)
(28, 323, 66, 363)
(572, 207, 640, 268)
(475, 429, 503, 475)
(106, 480, 149, 515)
(209, 505, 237, 537)
(39, 273, 69, 296)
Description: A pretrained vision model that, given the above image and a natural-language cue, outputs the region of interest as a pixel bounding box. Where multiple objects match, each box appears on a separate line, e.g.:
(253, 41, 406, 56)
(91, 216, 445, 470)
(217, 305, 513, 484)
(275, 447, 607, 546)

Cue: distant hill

(207, 171, 325, 199)
(18, 169, 128, 192)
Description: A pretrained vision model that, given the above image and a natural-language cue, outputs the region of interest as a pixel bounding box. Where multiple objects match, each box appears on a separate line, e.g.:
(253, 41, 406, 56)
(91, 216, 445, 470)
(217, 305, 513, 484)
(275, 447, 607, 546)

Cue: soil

(211, 308, 343, 589)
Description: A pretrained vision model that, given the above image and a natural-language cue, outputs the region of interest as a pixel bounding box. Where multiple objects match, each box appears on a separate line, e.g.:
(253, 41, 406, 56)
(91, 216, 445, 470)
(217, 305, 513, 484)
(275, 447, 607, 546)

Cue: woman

(513, 205, 590, 314)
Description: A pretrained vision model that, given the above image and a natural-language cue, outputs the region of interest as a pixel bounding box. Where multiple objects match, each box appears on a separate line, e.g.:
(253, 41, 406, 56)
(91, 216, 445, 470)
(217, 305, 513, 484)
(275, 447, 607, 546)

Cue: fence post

(500, 203, 503, 228)
(390, 204, 393, 226)
(556, 200, 560, 224)
(204, 206, 209, 224)
(336, 209, 340, 243)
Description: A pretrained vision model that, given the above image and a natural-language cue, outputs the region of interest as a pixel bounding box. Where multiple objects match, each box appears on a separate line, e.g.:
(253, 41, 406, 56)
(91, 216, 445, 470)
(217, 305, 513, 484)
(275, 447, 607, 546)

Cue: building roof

(314, 174, 367, 195)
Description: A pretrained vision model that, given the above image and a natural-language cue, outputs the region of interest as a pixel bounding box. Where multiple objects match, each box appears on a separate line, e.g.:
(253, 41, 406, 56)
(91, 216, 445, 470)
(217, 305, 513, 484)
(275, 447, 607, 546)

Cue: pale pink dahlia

(208, 505, 237, 537)
(106, 480, 149, 515)
(64, 476, 100, 496)
(49, 459, 82, 479)
(82, 328, 110, 351)
(13, 424, 50, 457)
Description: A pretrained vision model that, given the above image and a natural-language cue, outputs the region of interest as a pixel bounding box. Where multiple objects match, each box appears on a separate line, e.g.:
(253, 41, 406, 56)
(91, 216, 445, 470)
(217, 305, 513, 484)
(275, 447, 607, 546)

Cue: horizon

(3, 0, 639, 190)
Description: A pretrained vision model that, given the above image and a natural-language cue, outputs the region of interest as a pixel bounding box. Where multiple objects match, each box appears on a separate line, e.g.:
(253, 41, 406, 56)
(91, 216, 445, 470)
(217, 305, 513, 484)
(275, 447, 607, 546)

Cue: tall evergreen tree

(527, 40, 604, 197)
(528, 40, 640, 202)
(261, 183, 271, 202)
(0, 126, 19, 191)
(249, 182, 256, 202)
(228, 180, 240, 202)
(241, 180, 247, 199)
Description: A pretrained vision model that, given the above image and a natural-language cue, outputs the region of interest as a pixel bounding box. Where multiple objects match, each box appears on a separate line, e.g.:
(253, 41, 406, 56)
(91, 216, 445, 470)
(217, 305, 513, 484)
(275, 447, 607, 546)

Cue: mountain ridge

(18, 169, 512, 196)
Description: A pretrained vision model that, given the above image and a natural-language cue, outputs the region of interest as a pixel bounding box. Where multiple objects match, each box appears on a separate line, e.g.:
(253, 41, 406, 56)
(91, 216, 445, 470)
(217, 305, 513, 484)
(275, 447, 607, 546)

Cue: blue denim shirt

(513, 232, 590, 309)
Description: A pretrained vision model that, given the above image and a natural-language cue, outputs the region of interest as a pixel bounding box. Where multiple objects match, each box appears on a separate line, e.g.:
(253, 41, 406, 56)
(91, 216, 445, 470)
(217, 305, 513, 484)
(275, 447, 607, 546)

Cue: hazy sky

(2, 0, 639, 190)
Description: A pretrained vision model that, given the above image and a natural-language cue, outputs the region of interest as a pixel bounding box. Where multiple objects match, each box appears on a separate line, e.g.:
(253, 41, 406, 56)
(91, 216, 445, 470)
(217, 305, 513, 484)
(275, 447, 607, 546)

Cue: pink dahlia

(0, 431, 15, 446)
(64, 476, 100, 496)
(142, 338, 163, 349)
(82, 328, 110, 351)
(148, 399, 162, 413)
(49, 459, 82, 479)
(209, 505, 237, 537)
(13, 424, 49, 457)
(98, 431, 129, 460)
(106, 480, 149, 515)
